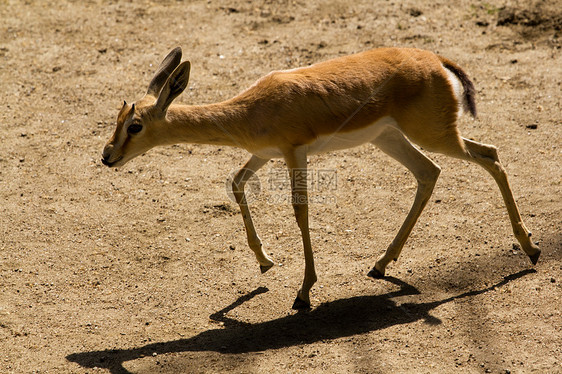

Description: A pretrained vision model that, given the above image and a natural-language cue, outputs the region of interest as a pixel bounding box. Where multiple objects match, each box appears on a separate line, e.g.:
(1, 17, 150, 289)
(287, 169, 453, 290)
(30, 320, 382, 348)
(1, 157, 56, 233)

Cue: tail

(439, 56, 477, 118)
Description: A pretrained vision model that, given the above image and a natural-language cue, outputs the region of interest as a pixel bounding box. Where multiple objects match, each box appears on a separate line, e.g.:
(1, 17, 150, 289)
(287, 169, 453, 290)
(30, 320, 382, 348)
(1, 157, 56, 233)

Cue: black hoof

(367, 267, 385, 279)
(528, 250, 541, 265)
(260, 264, 273, 274)
(292, 295, 311, 310)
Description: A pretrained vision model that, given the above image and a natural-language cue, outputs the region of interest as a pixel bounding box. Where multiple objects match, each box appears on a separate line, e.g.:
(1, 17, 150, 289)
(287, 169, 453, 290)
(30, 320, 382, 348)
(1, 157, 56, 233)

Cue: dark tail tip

(463, 77, 478, 119)
(441, 58, 477, 119)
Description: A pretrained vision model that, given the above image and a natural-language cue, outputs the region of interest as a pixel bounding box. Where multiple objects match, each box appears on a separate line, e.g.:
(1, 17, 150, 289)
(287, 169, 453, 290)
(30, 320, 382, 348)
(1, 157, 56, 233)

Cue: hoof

(367, 267, 385, 279)
(292, 295, 311, 310)
(528, 249, 541, 265)
(260, 264, 273, 274)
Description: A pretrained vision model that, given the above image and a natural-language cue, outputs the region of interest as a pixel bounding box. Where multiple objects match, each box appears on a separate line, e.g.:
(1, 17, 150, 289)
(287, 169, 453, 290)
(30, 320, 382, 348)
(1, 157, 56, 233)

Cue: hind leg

(458, 138, 540, 263)
(369, 128, 442, 278)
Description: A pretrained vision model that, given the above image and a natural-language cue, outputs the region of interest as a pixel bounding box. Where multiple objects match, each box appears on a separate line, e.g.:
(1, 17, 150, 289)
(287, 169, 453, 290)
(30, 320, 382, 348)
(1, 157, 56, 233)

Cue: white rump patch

(444, 67, 464, 116)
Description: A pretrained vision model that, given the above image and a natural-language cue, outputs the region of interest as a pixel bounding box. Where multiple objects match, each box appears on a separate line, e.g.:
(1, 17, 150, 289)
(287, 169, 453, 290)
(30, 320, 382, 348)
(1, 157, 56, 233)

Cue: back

(236, 48, 454, 145)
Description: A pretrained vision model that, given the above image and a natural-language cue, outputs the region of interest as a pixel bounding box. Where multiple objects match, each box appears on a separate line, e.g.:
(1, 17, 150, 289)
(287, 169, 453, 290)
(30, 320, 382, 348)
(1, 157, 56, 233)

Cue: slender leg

(459, 138, 540, 263)
(284, 147, 317, 309)
(369, 128, 442, 277)
(232, 155, 275, 272)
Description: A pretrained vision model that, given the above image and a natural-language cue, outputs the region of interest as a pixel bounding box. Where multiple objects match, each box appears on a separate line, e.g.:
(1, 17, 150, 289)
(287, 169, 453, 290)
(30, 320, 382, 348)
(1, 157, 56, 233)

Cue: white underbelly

(252, 116, 397, 159)
(306, 116, 397, 154)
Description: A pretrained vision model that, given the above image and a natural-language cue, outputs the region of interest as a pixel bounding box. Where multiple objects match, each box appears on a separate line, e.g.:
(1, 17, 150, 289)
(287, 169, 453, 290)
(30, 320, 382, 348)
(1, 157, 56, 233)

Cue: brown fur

(235, 48, 467, 142)
(104, 47, 477, 161)
(102, 47, 539, 309)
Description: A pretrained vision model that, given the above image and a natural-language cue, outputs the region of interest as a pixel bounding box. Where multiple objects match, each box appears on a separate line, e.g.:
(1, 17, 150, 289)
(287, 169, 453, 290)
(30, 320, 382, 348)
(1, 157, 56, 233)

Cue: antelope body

(102, 47, 540, 309)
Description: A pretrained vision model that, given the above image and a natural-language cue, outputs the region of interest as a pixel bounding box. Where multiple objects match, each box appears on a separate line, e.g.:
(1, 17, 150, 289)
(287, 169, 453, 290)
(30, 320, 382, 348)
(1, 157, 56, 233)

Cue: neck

(161, 99, 249, 148)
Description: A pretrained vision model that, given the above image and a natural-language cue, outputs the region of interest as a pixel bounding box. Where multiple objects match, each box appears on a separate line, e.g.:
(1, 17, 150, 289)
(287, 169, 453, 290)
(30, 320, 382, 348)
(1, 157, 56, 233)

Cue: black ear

(146, 47, 183, 97)
(154, 61, 191, 114)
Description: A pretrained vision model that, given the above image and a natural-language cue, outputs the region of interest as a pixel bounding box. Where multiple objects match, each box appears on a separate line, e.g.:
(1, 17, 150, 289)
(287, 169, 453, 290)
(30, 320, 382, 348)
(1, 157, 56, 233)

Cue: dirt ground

(1, 0, 561, 373)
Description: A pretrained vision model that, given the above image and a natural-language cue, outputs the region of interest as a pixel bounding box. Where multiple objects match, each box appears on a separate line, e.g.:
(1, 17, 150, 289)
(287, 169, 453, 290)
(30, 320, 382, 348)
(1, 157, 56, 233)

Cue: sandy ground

(1, 0, 561, 373)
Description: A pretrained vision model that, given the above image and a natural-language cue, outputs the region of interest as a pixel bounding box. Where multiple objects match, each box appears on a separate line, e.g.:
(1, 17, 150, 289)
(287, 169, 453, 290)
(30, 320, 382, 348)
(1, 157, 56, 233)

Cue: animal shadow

(67, 269, 535, 373)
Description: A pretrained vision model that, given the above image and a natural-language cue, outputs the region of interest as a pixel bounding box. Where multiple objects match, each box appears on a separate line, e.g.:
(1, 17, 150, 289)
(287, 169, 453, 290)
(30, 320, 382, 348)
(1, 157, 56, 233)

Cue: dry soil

(1, 0, 561, 373)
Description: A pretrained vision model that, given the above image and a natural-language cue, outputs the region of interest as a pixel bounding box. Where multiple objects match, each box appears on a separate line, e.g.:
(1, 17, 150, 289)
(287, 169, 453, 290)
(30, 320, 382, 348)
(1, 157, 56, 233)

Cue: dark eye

(127, 124, 143, 134)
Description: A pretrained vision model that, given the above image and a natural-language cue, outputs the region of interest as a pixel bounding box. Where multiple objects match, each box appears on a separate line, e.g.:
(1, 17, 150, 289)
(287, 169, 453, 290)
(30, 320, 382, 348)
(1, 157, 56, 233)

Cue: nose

(101, 144, 114, 166)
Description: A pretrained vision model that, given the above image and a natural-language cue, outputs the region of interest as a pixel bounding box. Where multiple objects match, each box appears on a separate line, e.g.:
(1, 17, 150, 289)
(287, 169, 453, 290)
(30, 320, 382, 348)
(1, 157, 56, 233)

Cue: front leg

(284, 148, 317, 310)
(232, 155, 274, 272)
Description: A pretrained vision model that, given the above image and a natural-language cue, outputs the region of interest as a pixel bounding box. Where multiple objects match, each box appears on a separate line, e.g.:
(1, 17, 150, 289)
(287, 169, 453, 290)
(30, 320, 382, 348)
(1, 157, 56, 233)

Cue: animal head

(101, 47, 191, 167)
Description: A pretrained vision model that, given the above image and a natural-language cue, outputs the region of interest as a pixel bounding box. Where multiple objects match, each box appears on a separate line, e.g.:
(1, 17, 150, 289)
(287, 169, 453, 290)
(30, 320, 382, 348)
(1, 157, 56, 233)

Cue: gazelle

(102, 47, 540, 309)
